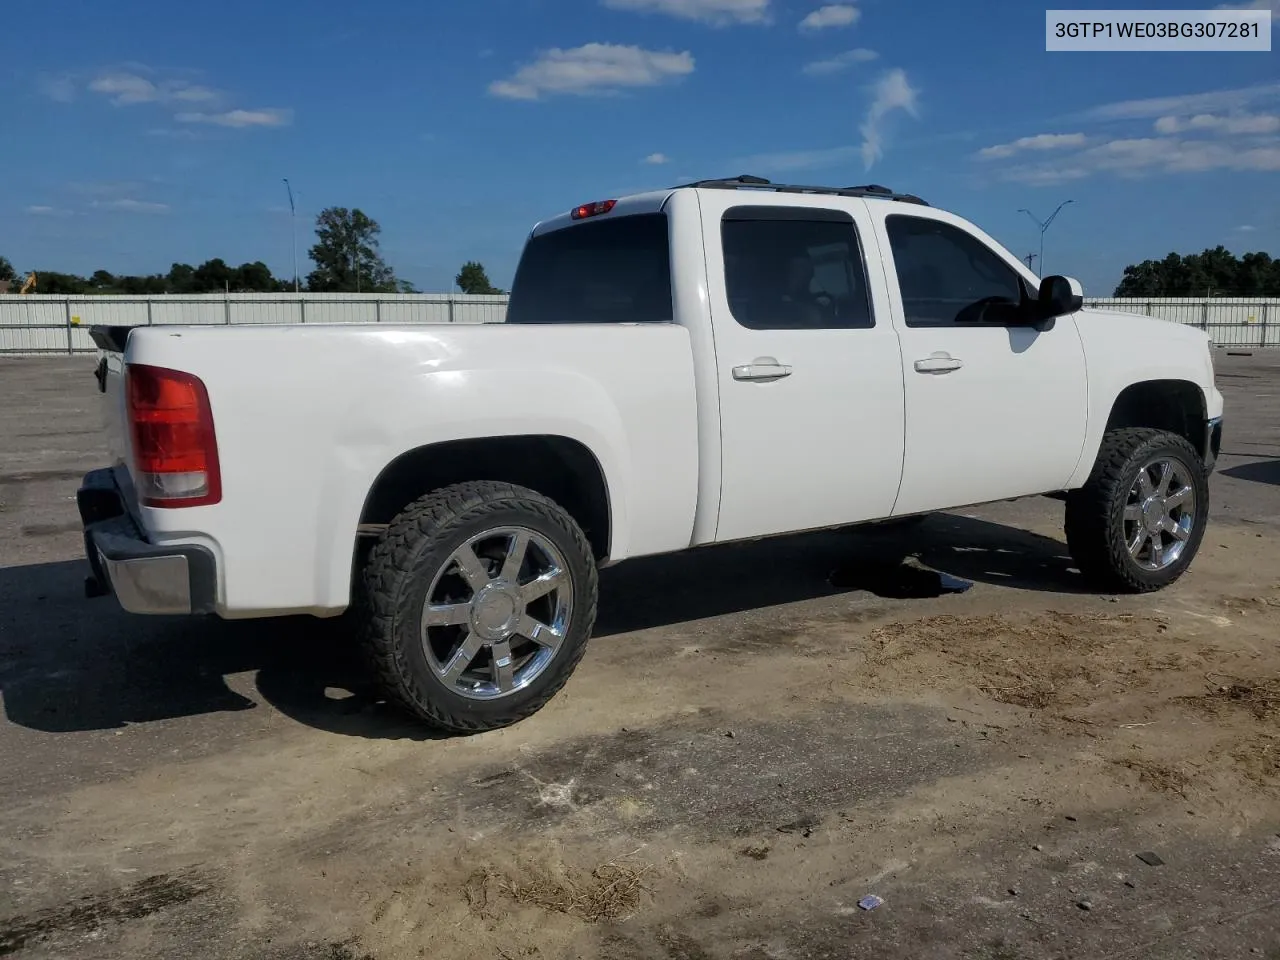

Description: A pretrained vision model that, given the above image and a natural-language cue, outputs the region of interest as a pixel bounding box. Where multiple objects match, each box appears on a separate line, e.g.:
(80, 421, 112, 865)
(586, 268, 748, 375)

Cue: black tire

(358, 481, 598, 732)
(1065, 427, 1209, 593)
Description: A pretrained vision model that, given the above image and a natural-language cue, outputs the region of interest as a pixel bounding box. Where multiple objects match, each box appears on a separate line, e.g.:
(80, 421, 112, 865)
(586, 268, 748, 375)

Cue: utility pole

(1024, 253, 1038, 270)
(1018, 200, 1075, 279)
(282, 178, 299, 293)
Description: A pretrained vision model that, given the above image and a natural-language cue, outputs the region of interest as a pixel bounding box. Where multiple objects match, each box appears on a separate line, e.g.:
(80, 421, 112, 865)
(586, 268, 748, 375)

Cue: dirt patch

(345, 839, 673, 960)
(0, 870, 216, 956)
(464, 849, 656, 923)
(1231, 735, 1280, 788)
(861, 611, 1178, 710)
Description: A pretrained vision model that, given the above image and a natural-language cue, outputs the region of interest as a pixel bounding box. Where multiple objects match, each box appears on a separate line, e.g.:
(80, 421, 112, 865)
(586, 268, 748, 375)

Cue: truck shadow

(594, 512, 1084, 636)
(1221, 458, 1280, 487)
(0, 514, 1082, 739)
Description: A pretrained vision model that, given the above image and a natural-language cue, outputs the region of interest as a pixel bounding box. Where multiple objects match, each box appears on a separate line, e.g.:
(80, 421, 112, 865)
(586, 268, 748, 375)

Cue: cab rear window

(506, 213, 673, 325)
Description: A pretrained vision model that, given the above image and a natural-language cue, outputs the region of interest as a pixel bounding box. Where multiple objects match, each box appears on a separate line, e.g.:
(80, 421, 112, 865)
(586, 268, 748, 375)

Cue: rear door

(699, 193, 907, 543)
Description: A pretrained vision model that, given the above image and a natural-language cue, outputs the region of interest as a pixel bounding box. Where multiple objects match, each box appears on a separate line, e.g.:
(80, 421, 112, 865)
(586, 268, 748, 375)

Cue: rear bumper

(78, 468, 218, 616)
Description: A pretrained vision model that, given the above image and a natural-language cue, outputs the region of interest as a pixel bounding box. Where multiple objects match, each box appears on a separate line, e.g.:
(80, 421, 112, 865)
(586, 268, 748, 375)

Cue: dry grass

(464, 850, 654, 924)
(1185, 675, 1280, 722)
(1110, 753, 1193, 798)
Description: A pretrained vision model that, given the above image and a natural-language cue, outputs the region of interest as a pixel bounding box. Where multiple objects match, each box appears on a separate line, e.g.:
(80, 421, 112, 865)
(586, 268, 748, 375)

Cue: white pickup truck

(79, 175, 1224, 732)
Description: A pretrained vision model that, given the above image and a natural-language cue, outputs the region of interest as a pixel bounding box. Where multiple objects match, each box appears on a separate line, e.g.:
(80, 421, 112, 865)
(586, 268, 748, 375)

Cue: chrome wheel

(1123, 457, 1196, 572)
(421, 526, 572, 701)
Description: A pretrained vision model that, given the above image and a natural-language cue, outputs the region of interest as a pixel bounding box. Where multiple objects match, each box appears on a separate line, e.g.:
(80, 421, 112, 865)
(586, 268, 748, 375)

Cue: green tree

(1114, 246, 1280, 297)
(455, 260, 504, 295)
(27, 271, 87, 294)
(0, 256, 15, 284)
(233, 261, 282, 292)
(193, 258, 233, 293)
(168, 263, 197, 293)
(305, 206, 398, 293)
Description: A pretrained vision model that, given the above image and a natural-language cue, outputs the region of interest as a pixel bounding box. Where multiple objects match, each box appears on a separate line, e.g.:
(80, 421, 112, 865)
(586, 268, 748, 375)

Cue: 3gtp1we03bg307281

(79, 176, 1224, 732)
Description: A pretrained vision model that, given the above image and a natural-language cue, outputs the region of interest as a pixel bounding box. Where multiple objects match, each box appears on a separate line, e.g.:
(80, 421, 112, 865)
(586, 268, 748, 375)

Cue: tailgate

(88, 325, 137, 480)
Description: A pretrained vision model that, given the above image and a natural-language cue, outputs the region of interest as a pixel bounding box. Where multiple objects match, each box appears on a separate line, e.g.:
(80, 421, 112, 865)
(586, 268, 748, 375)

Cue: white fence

(1086, 298, 1280, 348)
(1, 293, 1277, 355)
(0, 294, 510, 354)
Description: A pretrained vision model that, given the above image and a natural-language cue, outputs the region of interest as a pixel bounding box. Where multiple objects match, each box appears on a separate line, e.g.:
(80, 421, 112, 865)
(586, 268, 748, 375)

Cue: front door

(701, 194, 908, 543)
(870, 209, 1089, 517)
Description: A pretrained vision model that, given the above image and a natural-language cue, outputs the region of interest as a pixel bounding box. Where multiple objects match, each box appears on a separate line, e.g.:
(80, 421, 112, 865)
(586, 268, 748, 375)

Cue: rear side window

(506, 213, 673, 324)
(721, 207, 874, 330)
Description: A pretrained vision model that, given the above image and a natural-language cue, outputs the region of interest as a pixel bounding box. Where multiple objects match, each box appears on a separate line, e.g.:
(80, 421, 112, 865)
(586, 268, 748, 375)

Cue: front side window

(721, 207, 874, 330)
(505, 213, 672, 325)
(886, 215, 1026, 327)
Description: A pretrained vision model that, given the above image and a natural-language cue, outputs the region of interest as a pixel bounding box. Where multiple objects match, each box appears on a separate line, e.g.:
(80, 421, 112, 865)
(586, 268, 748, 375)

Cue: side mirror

(1038, 274, 1083, 320)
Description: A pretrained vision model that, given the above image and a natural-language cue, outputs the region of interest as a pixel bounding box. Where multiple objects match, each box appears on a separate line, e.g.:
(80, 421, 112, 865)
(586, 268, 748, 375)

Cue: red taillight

(126, 364, 221, 508)
(571, 199, 617, 220)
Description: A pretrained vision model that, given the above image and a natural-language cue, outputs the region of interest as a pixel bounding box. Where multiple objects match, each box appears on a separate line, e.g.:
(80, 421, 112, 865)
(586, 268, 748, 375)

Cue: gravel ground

(2, 350, 1279, 960)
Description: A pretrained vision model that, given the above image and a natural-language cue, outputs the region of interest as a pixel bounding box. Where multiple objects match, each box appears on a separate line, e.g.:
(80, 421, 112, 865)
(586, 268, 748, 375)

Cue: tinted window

(721, 210, 873, 330)
(506, 213, 672, 324)
(886, 215, 1025, 327)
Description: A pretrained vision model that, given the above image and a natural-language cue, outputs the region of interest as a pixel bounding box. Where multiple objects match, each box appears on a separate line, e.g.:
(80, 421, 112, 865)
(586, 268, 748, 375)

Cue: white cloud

(1078, 82, 1280, 122)
(1216, 0, 1279, 31)
(67, 180, 147, 198)
(38, 73, 77, 103)
(88, 72, 156, 104)
(802, 48, 877, 75)
(860, 68, 919, 170)
(88, 71, 220, 106)
(643, 152, 671, 164)
(1154, 112, 1280, 136)
(1236, 224, 1258, 231)
(976, 132, 1088, 160)
(90, 199, 171, 214)
(25, 205, 73, 217)
(986, 82, 1280, 184)
(489, 43, 694, 100)
(1000, 136, 1280, 184)
(799, 4, 860, 30)
(175, 108, 293, 127)
(601, 0, 771, 24)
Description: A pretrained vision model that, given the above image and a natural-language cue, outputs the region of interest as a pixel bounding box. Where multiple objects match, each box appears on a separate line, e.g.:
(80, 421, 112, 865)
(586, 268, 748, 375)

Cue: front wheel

(1065, 427, 1209, 593)
(358, 481, 598, 732)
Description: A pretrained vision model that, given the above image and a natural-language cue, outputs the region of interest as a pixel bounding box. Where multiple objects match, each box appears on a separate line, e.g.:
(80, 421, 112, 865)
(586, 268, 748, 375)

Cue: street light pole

(1017, 200, 1075, 279)
(282, 178, 299, 293)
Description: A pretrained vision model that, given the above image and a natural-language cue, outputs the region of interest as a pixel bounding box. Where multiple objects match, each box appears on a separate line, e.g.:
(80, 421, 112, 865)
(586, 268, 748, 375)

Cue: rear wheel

(358, 481, 598, 732)
(1065, 428, 1209, 593)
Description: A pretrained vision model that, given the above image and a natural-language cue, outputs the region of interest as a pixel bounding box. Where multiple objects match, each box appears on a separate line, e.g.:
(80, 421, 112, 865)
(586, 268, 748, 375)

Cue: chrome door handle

(913, 354, 963, 374)
(732, 357, 793, 382)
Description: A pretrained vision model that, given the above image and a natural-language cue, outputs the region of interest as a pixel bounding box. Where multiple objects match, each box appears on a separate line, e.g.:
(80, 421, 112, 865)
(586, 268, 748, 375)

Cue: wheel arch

(352, 434, 614, 591)
(1104, 379, 1207, 448)
(1068, 378, 1209, 488)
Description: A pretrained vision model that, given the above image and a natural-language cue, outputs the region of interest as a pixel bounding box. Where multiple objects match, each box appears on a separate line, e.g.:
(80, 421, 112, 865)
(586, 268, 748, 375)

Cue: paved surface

(2, 351, 1279, 960)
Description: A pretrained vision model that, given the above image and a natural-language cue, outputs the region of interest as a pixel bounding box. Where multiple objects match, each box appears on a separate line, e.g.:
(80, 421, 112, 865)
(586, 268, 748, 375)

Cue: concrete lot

(1, 351, 1279, 960)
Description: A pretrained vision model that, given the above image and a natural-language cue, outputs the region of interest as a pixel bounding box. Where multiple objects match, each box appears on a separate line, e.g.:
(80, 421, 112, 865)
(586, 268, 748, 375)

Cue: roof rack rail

(674, 175, 928, 206)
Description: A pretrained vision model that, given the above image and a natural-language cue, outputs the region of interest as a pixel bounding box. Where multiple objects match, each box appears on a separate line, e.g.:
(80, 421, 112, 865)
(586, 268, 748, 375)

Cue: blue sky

(5, 0, 1278, 295)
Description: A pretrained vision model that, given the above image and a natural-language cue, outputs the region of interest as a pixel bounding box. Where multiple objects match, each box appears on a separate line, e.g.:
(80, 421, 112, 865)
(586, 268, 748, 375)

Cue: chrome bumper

(77, 468, 218, 616)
